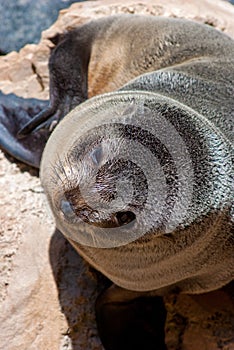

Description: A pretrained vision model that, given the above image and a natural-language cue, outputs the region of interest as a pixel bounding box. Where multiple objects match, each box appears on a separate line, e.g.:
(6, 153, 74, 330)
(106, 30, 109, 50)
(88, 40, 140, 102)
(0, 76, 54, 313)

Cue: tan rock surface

(0, 1, 233, 349)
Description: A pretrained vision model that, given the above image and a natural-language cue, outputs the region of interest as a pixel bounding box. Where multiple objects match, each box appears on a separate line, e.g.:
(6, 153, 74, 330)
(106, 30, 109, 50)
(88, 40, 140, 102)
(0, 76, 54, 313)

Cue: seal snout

(60, 184, 136, 228)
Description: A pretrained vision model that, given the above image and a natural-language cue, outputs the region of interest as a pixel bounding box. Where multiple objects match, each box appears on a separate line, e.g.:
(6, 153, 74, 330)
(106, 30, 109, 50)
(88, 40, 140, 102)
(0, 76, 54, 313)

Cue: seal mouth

(59, 186, 136, 228)
(89, 210, 136, 228)
(115, 211, 136, 226)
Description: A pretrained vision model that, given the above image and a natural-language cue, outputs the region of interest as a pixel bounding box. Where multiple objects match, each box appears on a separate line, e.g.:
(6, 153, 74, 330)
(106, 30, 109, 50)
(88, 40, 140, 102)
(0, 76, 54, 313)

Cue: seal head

(41, 91, 233, 293)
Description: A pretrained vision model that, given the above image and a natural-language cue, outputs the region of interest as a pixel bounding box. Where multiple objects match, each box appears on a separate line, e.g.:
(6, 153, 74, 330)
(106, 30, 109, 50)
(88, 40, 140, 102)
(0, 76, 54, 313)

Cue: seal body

(18, 14, 234, 137)
(41, 93, 233, 295)
(40, 15, 234, 296)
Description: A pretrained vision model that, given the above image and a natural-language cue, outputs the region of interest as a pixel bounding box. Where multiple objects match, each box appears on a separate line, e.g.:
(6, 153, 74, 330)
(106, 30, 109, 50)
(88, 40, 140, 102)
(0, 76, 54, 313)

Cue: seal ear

(49, 26, 77, 47)
(95, 286, 167, 350)
(49, 33, 64, 46)
(0, 92, 50, 168)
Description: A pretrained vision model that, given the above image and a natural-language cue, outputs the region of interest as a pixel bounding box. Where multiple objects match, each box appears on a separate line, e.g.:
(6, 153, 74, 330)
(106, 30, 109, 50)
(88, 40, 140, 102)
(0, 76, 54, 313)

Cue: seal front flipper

(18, 94, 81, 137)
(0, 92, 50, 168)
(18, 21, 94, 137)
(17, 103, 58, 137)
(95, 286, 167, 350)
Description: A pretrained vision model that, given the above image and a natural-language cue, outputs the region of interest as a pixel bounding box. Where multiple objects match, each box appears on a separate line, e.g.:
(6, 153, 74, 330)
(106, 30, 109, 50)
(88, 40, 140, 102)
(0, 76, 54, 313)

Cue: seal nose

(60, 198, 76, 220)
(60, 195, 98, 224)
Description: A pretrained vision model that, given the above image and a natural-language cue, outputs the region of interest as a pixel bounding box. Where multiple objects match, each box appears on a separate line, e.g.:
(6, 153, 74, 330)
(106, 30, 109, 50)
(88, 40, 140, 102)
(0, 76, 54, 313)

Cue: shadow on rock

(49, 228, 109, 349)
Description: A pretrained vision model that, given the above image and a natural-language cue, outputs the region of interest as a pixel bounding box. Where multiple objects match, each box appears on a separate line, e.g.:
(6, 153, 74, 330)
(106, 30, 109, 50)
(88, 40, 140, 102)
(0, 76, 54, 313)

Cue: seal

(0, 15, 234, 350)
(1, 14, 233, 167)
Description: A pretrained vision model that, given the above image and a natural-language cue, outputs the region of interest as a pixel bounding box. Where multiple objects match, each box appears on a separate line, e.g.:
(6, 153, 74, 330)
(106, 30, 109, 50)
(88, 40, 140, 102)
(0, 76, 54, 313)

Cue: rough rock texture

(0, 1, 233, 349)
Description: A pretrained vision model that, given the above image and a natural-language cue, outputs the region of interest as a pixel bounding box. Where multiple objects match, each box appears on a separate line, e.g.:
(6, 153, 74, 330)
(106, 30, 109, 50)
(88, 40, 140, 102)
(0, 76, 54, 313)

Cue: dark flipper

(17, 94, 81, 137)
(17, 104, 58, 137)
(0, 23, 93, 166)
(96, 286, 167, 350)
(0, 92, 50, 168)
(18, 22, 93, 137)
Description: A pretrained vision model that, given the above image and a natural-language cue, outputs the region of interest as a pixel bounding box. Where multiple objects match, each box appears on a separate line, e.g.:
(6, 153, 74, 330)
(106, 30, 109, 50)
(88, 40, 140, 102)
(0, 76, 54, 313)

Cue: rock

(0, 1, 233, 349)
(0, 0, 83, 54)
